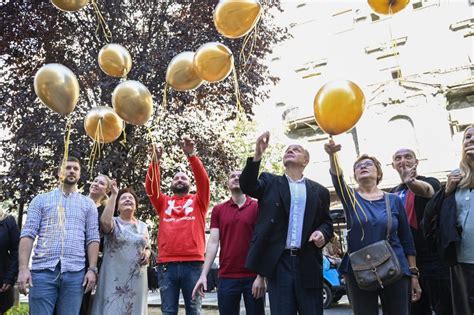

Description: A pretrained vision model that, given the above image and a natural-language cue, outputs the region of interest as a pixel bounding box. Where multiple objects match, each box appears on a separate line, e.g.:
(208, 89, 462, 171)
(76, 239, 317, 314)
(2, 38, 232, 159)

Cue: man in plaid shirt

(17, 157, 100, 315)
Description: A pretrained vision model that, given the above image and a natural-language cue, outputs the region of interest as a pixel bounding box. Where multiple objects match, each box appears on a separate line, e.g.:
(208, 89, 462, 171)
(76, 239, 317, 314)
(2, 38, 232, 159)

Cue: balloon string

(146, 127, 160, 198)
(232, 66, 244, 115)
(333, 152, 368, 241)
(59, 117, 73, 183)
(88, 118, 103, 178)
(56, 116, 72, 262)
(150, 83, 168, 136)
(91, 0, 112, 43)
(239, 22, 259, 69)
(119, 122, 127, 146)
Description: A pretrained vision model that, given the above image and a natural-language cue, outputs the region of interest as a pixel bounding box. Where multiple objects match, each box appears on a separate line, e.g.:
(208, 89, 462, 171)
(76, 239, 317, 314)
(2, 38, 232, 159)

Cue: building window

(384, 116, 420, 161)
(332, 9, 355, 34)
(294, 58, 328, 79)
(391, 69, 402, 79)
(412, 0, 439, 10)
(370, 13, 380, 22)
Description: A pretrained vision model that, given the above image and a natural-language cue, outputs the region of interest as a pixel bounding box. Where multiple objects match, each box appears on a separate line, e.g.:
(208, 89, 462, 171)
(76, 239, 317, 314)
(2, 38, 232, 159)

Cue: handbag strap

(385, 193, 392, 241)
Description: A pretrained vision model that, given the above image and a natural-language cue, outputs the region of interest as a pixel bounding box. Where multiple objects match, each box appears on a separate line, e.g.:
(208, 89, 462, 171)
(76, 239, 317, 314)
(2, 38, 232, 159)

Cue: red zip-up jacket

(145, 155, 210, 263)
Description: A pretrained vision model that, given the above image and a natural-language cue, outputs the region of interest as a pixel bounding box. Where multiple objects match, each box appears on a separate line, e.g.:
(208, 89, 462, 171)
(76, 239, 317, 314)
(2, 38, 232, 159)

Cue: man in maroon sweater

(192, 170, 265, 315)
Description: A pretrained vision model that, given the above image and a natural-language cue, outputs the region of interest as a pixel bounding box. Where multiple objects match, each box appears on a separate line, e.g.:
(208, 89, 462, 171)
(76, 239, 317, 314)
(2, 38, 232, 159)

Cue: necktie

(405, 189, 417, 230)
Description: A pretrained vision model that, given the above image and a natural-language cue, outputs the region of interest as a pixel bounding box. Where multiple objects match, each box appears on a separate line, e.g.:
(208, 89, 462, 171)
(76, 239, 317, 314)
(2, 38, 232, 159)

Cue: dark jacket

(239, 158, 333, 289)
(0, 215, 19, 286)
(423, 188, 460, 267)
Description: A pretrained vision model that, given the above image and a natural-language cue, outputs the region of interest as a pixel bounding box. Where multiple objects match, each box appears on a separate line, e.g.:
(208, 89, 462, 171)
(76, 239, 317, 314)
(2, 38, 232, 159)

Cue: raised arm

(324, 139, 342, 175)
(240, 132, 270, 200)
(145, 144, 167, 214)
(180, 136, 210, 211)
(401, 167, 437, 198)
(101, 180, 118, 234)
(324, 140, 355, 213)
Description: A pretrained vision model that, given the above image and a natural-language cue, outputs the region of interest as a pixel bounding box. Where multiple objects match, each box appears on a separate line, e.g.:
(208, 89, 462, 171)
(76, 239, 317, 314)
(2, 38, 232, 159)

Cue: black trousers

(346, 273, 411, 315)
(450, 263, 474, 315)
(411, 274, 453, 315)
(267, 253, 323, 315)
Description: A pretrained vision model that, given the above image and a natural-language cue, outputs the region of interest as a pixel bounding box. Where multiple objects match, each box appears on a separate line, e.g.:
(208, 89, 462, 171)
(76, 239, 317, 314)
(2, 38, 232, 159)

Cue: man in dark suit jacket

(239, 131, 333, 315)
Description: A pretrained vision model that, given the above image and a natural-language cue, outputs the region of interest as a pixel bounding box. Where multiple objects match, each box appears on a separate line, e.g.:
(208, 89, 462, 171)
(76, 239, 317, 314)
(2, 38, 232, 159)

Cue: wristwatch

(87, 267, 99, 275)
(409, 266, 420, 278)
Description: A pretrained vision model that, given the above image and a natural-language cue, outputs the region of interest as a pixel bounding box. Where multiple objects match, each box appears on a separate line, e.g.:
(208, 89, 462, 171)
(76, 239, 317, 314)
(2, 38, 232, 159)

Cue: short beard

(63, 177, 78, 186)
(230, 187, 242, 195)
(172, 185, 190, 195)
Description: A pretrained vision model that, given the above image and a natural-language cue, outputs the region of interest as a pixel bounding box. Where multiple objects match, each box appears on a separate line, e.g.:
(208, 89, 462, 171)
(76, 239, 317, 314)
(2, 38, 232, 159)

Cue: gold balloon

(193, 42, 234, 82)
(166, 52, 203, 91)
(313, 80, 365, 136)
(84, 107, 123, 144)
(51, 0, 89, 12)
(98, 44, 132, 78)
(112, 80, 153, 126)
(214, 0, 262, 39)
(368, 0, 410, 15)
(34, 63, 80, 116)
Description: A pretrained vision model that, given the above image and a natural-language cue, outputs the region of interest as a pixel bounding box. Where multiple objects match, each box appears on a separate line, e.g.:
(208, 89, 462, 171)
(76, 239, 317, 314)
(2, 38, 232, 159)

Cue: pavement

(21, 290, 357, 314)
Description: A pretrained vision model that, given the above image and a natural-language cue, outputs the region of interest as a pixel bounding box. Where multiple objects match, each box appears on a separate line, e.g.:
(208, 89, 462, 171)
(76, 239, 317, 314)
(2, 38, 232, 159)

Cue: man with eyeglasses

(391, 148, 452, 315)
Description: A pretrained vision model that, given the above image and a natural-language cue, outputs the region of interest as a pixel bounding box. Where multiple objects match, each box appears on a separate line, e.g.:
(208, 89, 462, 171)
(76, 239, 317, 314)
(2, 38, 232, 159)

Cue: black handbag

(349, 193, 403, 291)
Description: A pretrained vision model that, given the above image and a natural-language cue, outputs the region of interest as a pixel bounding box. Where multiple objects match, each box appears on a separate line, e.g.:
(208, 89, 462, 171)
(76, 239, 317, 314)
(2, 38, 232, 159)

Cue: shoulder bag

(349, 193, 403, 291)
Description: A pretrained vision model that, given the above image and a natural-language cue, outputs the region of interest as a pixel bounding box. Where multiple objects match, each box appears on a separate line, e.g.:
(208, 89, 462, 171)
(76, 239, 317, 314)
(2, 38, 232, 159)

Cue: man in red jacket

(146, 136, 210, 315)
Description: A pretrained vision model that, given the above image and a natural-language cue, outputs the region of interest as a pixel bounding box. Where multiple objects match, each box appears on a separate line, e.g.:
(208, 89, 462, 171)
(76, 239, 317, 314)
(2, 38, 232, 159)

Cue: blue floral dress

(92, 217, 150, 315)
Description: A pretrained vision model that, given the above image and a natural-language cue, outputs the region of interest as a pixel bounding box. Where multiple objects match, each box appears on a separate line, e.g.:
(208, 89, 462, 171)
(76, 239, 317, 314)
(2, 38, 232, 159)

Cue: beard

(230, 187, 242, 194)
(172, 184, 190, 195)
(63, 176, 79, 186)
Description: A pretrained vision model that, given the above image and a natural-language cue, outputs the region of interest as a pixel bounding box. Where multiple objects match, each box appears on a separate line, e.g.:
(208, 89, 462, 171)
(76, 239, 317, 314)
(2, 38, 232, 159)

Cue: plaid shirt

(20, 188, 99, 273)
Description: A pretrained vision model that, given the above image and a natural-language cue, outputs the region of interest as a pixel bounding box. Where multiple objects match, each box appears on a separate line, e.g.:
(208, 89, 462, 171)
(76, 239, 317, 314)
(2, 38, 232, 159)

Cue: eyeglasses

(354, 160, 375, 169)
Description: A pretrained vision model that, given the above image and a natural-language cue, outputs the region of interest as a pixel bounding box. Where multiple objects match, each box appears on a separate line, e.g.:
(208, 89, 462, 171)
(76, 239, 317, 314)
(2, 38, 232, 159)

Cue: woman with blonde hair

(424, 125, 474, 314)
(89, 174, 112, 209)
(79, 173, 112, 315)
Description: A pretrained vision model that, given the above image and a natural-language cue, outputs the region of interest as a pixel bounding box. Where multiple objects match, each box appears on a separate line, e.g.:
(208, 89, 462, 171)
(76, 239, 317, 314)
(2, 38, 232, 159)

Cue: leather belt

(283, 248, 300, 256)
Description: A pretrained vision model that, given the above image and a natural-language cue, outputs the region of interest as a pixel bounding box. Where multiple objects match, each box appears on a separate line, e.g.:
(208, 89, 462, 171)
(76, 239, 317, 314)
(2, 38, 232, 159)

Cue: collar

(55, 187, 78, 197)
(285, 173, 305, 184)
(228, 195, 251, 208)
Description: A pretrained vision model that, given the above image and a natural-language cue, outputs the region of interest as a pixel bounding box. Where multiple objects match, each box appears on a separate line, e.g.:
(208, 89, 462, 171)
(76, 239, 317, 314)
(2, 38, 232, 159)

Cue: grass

(5, 304, 29, 315)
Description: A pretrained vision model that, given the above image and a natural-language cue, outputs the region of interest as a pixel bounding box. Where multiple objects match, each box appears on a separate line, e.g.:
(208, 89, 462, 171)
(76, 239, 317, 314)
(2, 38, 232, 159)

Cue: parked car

(322, 255, 346, 309)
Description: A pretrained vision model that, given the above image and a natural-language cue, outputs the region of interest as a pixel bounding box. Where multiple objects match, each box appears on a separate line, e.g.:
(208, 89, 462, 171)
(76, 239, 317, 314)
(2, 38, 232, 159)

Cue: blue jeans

(29, 264, 85, 315)
(157, 261, 203, 315)
(218, 277, 265, 315)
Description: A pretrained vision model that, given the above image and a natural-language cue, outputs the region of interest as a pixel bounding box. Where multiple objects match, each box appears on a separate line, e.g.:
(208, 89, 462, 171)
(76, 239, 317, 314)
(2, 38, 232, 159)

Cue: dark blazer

(0, 215, 19, 286)
(423, 188, 460, 267)
(240, 158, 333, 289)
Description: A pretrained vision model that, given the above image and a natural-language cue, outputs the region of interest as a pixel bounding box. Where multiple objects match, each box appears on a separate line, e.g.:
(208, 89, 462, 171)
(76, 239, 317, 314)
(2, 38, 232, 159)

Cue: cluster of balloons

(165, 0, 262, 91)
(166, 43, 234, 91)
(34, 43, 153, 144)
(312, 1, 410, 135)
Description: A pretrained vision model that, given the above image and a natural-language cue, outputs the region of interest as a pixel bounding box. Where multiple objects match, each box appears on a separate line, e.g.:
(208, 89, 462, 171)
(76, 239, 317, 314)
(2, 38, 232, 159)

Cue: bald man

(145, 137, 210, 315)
(391, 148, 452, 315)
